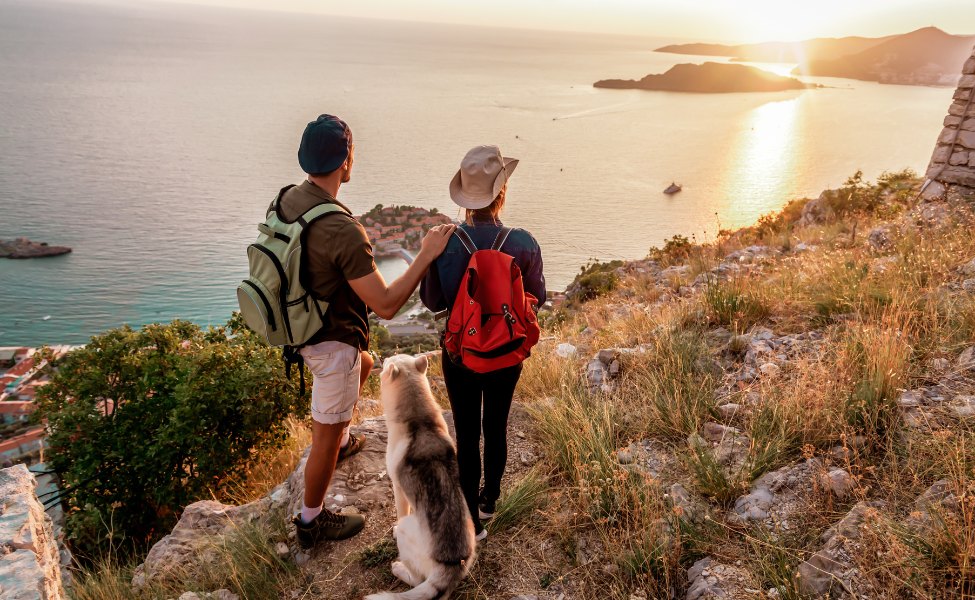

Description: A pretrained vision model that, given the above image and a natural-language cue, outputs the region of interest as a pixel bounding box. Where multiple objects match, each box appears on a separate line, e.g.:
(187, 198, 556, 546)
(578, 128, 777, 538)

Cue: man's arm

(348, 224, 455, 319)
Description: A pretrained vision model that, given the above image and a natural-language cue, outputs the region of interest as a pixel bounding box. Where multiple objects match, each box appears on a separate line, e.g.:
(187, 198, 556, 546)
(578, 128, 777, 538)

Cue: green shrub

(36, 316, 303, 560)
(649, 234, 694, 265)
(565, 260, 624, 307)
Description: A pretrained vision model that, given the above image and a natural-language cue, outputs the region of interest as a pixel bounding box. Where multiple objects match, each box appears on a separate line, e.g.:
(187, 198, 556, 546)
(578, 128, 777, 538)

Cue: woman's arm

(523, 235, 546, 305)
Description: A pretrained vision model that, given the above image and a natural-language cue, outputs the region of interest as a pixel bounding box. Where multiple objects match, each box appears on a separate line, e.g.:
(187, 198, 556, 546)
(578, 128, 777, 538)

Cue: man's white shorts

(299, 340, 361, 425)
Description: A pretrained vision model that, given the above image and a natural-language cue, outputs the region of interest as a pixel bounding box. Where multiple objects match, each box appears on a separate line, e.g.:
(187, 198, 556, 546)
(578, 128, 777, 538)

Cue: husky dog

(366, 354, 476, 600)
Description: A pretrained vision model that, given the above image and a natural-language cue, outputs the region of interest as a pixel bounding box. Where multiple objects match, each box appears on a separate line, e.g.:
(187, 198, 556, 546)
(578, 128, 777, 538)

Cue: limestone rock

(958, 346, 975, 371)
(867, 226, 894, 251)
(824, 468, 854, 499)
(950, 395, 975, 418)
(716, 403, 742, 421)
(667, 483, 706, 524)
(699, 422, 737, 443)
(920, 180, 946, 201)
(796, 501, 886, 598)
(0, 464, 64, 600)
(729, 460, 822, 530)
(686, 557, 760, 600)
(554, 343, 577, 358)
(798, 192, 836, 226)
(134, 417, 392, 588)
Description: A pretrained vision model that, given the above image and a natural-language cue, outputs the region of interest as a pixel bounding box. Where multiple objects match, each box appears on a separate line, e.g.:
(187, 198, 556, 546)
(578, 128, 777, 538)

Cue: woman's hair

(465, 185, 506, 225)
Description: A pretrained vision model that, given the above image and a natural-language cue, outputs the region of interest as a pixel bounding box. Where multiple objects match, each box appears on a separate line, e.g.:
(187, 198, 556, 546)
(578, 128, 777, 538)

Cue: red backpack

(444, 227, 541, 373)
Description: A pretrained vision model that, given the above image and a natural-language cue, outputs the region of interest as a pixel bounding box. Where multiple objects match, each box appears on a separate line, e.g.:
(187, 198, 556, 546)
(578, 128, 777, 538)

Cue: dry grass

(70, 517, 302, 600)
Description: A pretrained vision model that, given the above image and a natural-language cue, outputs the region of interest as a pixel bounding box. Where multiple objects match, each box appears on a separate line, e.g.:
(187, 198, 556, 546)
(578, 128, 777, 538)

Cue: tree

(35, 316, 304, 559)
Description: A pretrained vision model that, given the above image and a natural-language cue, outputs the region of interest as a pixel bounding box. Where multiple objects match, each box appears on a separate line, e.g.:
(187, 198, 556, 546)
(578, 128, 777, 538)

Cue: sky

(117, 0, 975, 42)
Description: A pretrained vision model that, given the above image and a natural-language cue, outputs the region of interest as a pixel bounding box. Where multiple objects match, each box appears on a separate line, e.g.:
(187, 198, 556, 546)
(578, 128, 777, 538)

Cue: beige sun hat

(448, 145, 519, 209)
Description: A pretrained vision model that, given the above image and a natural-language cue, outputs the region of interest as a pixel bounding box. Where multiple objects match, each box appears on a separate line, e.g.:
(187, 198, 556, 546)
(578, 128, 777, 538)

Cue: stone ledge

(0, 465, 63, 600)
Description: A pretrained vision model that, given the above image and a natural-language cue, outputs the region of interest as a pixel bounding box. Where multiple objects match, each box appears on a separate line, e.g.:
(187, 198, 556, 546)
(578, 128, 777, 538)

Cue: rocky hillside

(74, 172, 975, 599)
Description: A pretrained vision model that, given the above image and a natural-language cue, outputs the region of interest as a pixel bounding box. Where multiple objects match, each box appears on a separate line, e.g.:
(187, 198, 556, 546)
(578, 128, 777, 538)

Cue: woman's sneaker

(474, 524, 488, 542)
(477, 493, 496, 521)
(292, 508, 365, 549)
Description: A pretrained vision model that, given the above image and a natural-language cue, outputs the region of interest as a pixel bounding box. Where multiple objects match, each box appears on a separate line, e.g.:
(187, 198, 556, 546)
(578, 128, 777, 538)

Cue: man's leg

(359, 351, 374, 392)
(298, 341, 362, 526)
(303, 419, 347, 519)
(338, 351, 375, 448)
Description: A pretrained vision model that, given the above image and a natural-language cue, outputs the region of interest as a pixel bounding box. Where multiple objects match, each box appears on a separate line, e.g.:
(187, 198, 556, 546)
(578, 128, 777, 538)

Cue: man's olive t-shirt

(275, 180, 376, 351)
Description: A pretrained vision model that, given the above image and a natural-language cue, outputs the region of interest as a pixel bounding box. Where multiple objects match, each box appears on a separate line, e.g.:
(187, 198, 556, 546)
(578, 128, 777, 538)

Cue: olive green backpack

(237, 185, 349, 375)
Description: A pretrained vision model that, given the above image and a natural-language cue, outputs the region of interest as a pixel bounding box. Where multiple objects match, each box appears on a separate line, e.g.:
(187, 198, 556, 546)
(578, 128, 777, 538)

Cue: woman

(420, 144, 546, 541)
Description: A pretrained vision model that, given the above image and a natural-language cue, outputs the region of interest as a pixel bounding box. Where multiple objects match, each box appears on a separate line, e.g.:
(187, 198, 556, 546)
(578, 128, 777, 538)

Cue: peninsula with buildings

(358, 204, 453, 259)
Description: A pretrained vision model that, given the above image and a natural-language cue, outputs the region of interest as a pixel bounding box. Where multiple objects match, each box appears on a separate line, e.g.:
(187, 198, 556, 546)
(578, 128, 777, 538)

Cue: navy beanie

(298, 114, 353, 175)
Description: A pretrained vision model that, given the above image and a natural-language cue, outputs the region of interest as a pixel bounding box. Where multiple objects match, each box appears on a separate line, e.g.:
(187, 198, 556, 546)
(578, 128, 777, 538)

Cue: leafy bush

(36, 316, 303, 560)
(565, 259, 624, 307)
(649, 234, 693, 265)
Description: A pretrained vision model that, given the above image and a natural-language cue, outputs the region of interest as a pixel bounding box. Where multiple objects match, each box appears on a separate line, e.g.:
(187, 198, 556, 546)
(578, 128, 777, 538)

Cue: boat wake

(552, 100, 641, 121)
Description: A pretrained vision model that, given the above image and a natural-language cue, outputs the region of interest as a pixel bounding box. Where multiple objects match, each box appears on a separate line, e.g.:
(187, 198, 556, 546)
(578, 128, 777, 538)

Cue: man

(279, 114, 455, 548)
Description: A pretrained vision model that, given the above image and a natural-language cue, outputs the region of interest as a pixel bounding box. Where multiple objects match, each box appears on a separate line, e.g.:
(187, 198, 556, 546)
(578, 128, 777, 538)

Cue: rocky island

(594, 62, 813, 93)
(0, 238, 71, 259)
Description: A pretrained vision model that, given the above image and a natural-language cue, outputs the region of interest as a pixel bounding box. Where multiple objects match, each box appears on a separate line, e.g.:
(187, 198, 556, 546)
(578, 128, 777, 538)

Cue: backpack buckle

(468, 327, 477, 336)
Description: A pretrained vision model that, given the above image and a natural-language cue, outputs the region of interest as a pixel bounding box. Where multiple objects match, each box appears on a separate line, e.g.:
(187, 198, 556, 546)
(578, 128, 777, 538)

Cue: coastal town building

(0, 346, 77, 467)
(358, 204, 453, 259)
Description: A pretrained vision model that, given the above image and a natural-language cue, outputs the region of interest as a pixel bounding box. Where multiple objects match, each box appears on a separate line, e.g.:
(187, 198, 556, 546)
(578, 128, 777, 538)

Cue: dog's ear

(389, 364, 401, 379)
(414, 354, 428, 373)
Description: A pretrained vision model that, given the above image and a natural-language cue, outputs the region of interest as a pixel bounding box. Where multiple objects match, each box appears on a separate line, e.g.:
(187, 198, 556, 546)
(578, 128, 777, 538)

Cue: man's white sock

(300, 504, 323, 524)
(340, 426, 350, 449)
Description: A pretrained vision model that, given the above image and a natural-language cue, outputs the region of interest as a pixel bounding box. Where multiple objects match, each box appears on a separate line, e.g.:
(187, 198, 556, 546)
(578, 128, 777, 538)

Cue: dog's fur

(365, 354, 475, 600)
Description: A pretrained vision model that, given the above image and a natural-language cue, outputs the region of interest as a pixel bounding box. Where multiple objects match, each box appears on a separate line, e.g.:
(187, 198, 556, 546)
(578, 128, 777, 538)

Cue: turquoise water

(0, 0, 953, 345)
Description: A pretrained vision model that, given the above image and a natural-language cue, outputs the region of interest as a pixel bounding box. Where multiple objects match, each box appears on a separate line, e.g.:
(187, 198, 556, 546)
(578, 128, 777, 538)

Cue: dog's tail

(364, 563, 466, 600)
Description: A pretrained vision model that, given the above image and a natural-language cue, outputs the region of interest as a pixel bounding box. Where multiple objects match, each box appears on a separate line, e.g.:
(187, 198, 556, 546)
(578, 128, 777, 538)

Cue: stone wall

(0, 465, 64, 600)
(924, 47, 975, 199)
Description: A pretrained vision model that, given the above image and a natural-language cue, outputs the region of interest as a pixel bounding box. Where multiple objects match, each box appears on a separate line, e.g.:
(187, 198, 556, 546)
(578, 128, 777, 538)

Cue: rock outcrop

(134, 416, 392, 588)
(0, 465, 64, 600)
(796, 501, 886, 598)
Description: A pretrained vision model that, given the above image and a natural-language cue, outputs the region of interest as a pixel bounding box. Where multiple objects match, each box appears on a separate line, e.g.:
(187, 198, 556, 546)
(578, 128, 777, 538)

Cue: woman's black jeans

(441, 354, 523, 529)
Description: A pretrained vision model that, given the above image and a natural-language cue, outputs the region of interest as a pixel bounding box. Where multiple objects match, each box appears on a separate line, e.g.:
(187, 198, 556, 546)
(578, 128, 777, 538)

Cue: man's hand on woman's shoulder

(417, 224, 457, 264)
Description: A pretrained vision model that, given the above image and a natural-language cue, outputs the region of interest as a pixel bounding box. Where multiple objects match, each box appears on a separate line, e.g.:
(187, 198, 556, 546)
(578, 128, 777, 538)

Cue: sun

(730, 0, 842, 43)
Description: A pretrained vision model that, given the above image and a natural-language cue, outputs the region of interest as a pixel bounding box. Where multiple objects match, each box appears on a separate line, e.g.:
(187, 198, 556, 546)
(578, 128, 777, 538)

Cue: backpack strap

(269, 184, 297, 219)
(297, 201, 350, 227)
(294, 202, 353, 304)
(491, 227, 513, 252)
(453, 228, 478, 255)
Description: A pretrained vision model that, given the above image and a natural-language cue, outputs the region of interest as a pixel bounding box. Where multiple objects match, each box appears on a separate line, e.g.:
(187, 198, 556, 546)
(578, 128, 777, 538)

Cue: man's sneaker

(477, 494, 496, 520)
(292, 509, 365, 549)
(337, 432, 365, 463)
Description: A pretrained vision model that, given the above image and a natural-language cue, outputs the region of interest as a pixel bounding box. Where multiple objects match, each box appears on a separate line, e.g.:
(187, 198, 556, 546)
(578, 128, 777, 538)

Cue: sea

(0, 0, 956, 346)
